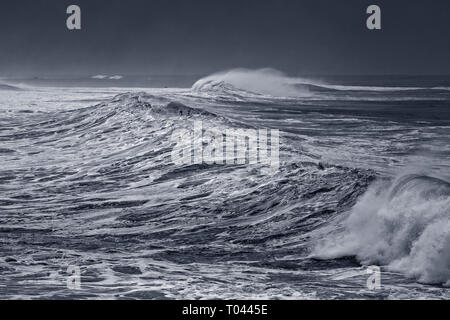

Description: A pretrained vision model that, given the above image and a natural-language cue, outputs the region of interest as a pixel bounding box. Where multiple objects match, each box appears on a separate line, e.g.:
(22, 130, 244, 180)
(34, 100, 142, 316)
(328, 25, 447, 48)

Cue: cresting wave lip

(313, 174, 450, 286)
(107, 92, 219, 117)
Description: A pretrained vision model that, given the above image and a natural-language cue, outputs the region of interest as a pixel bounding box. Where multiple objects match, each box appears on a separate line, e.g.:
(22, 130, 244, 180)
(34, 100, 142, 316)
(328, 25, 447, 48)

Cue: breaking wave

(192, 68, 317, 98)
(314, 174, 450, 286)
(192, 68, 450, 100)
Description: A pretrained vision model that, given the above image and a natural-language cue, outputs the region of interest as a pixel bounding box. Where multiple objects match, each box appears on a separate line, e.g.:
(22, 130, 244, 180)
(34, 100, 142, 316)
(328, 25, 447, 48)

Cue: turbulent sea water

(1, 69, 449, 299)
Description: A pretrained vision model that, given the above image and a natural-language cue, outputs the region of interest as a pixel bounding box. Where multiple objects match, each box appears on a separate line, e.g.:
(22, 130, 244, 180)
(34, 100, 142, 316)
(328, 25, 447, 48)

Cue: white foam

(314, 174, 450, 286)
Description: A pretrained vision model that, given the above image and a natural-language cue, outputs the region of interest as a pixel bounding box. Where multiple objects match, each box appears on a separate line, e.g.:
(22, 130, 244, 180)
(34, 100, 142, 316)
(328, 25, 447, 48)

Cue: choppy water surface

(1, 71, 449, 299)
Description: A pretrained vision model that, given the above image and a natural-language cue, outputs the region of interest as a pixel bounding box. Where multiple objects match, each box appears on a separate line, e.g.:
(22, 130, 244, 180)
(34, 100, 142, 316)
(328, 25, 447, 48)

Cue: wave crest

(192, 68, 315, 98)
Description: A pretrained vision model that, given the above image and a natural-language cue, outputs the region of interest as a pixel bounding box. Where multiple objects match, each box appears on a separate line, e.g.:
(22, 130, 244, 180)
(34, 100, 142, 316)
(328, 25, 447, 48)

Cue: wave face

(314, 174, 450, 286)
(1, 71, 450, 299)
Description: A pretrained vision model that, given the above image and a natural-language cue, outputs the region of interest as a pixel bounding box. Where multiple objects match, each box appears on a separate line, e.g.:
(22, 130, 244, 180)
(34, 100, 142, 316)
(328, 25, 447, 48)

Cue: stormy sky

(0, 0, 449, 77)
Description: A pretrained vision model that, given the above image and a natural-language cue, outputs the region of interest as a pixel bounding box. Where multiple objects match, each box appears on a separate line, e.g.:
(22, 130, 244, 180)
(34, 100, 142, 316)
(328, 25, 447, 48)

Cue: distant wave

(0, 82, 23, 91)
(307, 84, 450, 92)
(314, 174, 450, 286)
(192, 68, 450, 98)
(192, 68, 316, 98)
(91, 74, 108, 79)
(91, 74, 124, 80)
(431, 86, 450, 91)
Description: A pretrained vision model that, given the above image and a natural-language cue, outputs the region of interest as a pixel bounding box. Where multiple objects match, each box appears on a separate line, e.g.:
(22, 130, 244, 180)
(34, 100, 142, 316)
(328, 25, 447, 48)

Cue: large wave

(2, 79, 450, 298)
(313, 174, 450, 286)
(191, 68, 450, 100)
(192, 68, 319, 98)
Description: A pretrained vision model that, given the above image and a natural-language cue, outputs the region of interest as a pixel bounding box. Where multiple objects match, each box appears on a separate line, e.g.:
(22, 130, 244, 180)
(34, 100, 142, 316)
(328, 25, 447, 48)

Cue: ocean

(0, 69, 449, 299)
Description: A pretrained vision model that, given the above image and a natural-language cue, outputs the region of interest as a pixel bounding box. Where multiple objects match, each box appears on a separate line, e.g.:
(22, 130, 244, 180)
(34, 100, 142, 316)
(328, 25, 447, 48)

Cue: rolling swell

(2, 81, 448, 298)
(0, 91, 379, 298)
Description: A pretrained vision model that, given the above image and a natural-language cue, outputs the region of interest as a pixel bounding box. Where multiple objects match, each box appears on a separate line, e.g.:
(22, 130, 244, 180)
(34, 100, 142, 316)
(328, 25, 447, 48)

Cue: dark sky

(0, 0, 449, 76)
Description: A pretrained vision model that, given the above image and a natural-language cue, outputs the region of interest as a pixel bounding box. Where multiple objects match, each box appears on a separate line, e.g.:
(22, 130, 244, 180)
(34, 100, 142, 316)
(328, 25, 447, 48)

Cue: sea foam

(314, 174, 450, 286)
